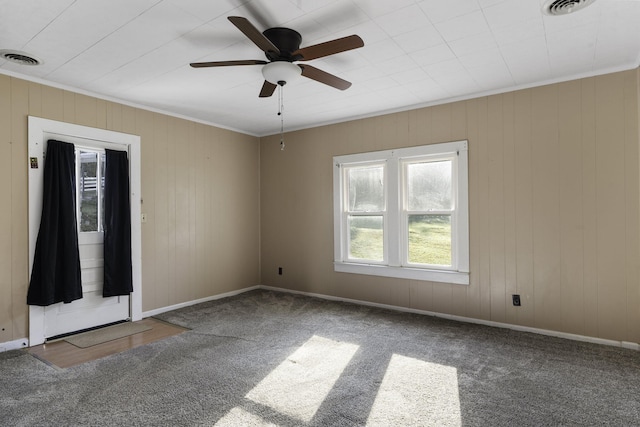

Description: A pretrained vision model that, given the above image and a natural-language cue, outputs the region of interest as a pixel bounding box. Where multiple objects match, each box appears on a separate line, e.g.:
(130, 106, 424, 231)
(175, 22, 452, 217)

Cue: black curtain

(103, 149, 133, 297)
(27, 140, 82, 306)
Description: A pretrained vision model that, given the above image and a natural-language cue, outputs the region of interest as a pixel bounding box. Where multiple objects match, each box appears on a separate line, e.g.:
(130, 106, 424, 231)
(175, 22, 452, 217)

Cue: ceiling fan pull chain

(279, 84, 285, 151)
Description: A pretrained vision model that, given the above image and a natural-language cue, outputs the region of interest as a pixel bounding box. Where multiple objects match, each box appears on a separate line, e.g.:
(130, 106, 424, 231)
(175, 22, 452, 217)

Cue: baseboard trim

(260, 285, 640, 351)
(137, 283, 639, 351)
(0, 338, 29, 353)
(142, 285, 261, 318)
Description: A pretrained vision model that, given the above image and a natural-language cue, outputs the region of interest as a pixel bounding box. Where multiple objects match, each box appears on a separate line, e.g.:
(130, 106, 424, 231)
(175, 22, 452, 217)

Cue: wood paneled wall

(260, 69, 640, 344)
(0, 75, 260, 344)
(2, 69, 638, 346)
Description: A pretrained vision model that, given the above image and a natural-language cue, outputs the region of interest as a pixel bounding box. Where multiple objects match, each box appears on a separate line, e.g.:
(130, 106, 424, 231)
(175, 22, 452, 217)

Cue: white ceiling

(2, 0, 639, 136)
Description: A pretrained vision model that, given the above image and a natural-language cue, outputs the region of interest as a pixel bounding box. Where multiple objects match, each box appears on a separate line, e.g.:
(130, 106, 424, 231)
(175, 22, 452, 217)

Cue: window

(345, 163, 386, 263)
(333, 141, 469, 285)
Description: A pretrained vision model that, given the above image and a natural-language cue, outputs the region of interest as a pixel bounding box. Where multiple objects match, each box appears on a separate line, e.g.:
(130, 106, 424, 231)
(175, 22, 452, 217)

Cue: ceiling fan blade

(294, 35, 364, 61)
(259, 80, 277, 98)
(228, 16, 280, 55)
(299, 64, 352, 90)
(190, 60, 267, 68)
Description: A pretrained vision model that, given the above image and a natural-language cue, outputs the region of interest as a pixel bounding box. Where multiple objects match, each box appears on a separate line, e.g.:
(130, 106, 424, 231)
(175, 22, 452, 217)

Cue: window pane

(348, 215, 383, 261)
(79, 151, 98, 232)
(348, 165, 384, 212)
(408, 215, 451, 266)
(407, 160, 452, 211)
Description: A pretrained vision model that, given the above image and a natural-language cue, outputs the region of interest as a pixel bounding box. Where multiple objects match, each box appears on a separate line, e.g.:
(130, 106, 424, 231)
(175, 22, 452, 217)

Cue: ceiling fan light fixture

(262, 61, 301, 85)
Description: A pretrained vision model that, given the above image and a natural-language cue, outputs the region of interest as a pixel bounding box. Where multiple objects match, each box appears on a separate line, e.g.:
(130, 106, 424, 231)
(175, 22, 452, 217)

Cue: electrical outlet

(278, 267, 283, 275)
(512, 294, 521, 306)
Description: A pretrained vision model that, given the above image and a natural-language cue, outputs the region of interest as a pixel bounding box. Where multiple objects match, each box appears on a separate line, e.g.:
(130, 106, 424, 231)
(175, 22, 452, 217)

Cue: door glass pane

(408, 214, 451, 266)
(100, 152, 106, 232)
(348, 215, 383, 261)
(348, 165, 384, 212)
(407, 160, 452, 211)
(79, 151, 98, 232)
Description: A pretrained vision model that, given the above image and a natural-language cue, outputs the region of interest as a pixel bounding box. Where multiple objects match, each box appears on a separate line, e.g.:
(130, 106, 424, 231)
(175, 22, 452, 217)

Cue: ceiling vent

(543, 0, 596, 15)
(0, 50, 42, 66)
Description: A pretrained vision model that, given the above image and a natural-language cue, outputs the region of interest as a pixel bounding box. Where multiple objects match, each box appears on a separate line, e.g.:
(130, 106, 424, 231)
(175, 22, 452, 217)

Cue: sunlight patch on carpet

(244, 335, 359, 423)
(366, 354, 461, 426)
(214, 407, 277, 427)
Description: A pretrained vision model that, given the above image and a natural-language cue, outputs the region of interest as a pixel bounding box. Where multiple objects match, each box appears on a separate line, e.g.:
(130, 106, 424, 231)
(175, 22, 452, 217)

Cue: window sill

(334, 262, 469, 285)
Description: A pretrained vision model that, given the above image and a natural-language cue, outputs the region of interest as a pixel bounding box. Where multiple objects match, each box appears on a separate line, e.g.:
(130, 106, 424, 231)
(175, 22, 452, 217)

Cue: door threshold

(46, 319, 130, 343)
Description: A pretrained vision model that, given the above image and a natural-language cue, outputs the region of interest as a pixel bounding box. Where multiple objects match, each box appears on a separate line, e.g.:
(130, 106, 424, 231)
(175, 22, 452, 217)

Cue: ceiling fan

(190, 16, 364, 98)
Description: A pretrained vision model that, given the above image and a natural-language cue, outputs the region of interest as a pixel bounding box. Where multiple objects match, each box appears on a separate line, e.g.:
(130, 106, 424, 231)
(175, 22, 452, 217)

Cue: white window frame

(333, 140, 469, 285)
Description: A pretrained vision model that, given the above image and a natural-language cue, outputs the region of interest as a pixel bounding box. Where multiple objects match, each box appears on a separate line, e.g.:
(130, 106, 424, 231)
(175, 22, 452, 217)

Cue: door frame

(27, 116, 142, 346)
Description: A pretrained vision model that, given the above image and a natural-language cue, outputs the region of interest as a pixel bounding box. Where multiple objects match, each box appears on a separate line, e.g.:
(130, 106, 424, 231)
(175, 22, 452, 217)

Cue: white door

(43, 146, 129, 338)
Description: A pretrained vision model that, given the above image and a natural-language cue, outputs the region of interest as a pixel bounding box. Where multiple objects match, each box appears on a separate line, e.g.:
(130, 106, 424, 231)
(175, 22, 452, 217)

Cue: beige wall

(2, 68, 639, 346)
(260, 69, 640, 344)
(0, 75, 261, 344)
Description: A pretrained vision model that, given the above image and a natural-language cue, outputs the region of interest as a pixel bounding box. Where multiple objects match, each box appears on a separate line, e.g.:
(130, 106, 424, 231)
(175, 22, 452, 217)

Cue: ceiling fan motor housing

(263, 27, 302, 61)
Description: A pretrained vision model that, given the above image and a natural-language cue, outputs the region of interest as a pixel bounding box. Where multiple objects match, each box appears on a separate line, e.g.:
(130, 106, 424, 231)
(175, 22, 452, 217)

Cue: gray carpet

(1, 289, 639, 426)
